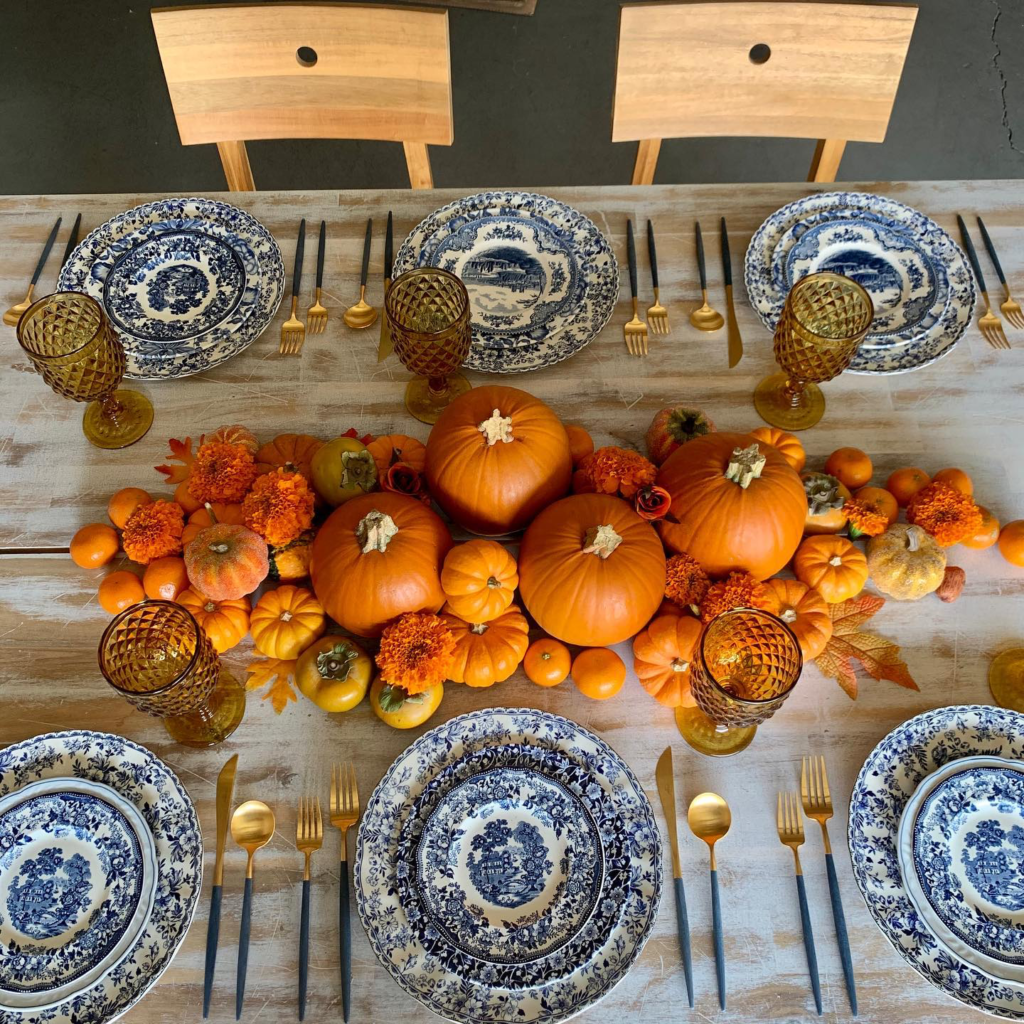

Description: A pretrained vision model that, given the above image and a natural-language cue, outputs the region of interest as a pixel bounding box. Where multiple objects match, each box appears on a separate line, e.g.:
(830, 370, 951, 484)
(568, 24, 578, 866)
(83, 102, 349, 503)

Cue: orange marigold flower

(700, 571, 774, 623)
(906, 482, 984, 547)
(844, 498, 890, 539)
(577, 446, 657, 499)
(665, 552, 710, 612)
(376, 612, 456, 695)
(240, 468, 315, 547)
(122, 500, 184, 565)
(187, 442, 258, 504)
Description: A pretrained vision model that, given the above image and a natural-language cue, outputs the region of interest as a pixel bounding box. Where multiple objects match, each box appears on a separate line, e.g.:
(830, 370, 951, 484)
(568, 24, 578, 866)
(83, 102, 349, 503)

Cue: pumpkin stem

(906, 525, 924, 552)
(204, 502, 219, 524)
(829, 555, 843, 566)
(358, 510, 399, 553)
(780, 607, 798, 624)
(671, 658, 690, 672)
(316, 642, 358, 681)
(204, 600, 217, 613)
(724, 444, 766, 489)
(341, 450, 377, 492)
(582, 524, 623, 559)
(470, 622, 489, 635)
(209, 541, 231, 554)
(803, 472, 846, 516)
(280, 610, 293, 623)
(486, 576, 501, 589)
(478, 409, 514, 445)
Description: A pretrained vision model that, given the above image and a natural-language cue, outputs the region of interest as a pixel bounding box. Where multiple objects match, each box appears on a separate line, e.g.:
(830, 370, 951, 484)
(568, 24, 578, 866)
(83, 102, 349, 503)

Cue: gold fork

(330, 763, 359, 1023)
(3, 217, 62, 327)
(281, 218, 307, 355)
(958, 215, 1010, 350)
(624, 219, 648, 356)
(777, 791, 822, 1016)
(646, 220, 669, 334)
(977, 216, 1024, 331)
(802, 755, 857, 1014)
(297, 795, 323, 1021)
(306, 220, 328, 336)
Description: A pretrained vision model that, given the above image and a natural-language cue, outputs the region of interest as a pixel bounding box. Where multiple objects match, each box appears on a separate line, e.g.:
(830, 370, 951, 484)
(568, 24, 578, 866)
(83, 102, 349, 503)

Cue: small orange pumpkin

(793, 536, 868, 603)
(184, 522, 268, 601)
(182, 503, 245, 548)
(762, 579, 832, 659)
(441, 540, 518, 624)
(250, 585, 326, 659)
(178, 588, 251, 653)
(441, 605, 529, 687)
(632, 613, 702, 707)
(256, 433, 324, 480)
(748, 426, 806, 472)
(268, 530, 315, 581)
(366, 434, 427, 479)
(802, 472, 851, 535)
(207, 424, 259, 453)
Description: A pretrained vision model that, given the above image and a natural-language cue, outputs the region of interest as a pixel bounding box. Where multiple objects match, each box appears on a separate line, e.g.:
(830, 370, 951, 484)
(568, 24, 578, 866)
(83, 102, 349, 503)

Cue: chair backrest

(612, 1, 918, 183)
(151, 2, 454, 190)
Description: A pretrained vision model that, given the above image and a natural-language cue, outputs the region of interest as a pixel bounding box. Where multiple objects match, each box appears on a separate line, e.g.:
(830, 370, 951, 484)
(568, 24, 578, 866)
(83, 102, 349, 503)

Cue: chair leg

(808, 139, 846, 183)
(217, 141, 255, 191)
(403, 142, 433, 189)
(631, 138, 661, 185)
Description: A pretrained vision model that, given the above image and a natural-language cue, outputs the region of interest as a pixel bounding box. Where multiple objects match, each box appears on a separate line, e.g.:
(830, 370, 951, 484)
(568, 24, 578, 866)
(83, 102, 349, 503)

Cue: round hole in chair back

(296, 46, 318, 67)
(749, 43, 771, 65)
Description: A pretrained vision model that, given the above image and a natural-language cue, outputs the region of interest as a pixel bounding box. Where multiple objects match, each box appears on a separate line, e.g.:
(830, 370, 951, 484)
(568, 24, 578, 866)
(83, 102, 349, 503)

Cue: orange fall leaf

(245, 657, 299, 714)
(155, 436, 199, 484)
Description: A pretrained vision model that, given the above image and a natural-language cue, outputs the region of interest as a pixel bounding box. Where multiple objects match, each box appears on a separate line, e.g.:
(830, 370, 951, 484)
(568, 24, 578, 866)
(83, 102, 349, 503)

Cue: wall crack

(991, 0, 1023, 156)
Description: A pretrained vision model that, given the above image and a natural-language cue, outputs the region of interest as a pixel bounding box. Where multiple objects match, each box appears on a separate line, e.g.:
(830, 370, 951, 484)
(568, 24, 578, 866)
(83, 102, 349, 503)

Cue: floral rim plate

(60, 198, 284, 379)
(394, 192, 618, 373)
(0, 731, 202, 1024)
(355, 708, 661, 1024)
(849, 705, 1024, 1018)
(0, 777, 158, 1009)
(745, 191, 975, 374)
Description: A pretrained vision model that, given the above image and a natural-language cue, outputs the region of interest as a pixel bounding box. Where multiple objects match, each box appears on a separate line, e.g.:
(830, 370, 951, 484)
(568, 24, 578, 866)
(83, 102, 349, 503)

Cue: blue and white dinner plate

(850, 705, 1024, 1018)
(356, 708, 661, 1023)
(745, 191, 975, 374)
(0, 731, 201, 1024)
(59, 198, 284, 379)
(0, 777, 157, 1010)
(394, 192, 618, 373)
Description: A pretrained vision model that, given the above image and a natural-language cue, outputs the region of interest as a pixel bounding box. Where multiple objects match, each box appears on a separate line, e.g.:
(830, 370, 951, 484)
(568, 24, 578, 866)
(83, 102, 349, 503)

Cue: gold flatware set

(4, 215, 65, 327)
(958, 214, 1018, 349)
(280, 217, 329, 355)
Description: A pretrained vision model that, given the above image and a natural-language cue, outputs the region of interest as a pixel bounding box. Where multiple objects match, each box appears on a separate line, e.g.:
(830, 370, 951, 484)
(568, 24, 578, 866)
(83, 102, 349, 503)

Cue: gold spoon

(688, 792, 731, 1010)
(344, 217, 378, 329)
(4, 217, 62, 327)
(232, 799, 275, 1020)
(690, 221, 724, 332)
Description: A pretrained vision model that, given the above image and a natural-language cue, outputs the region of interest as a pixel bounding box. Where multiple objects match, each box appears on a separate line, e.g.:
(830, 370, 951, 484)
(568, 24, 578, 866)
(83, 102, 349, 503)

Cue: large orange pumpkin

(178, 588, 250, 653)
(762, 579, 832, 659)
(310, 492, 452, 637)
(518, 493, 665, 646)
(184, 522, 268, 601)
(256, 433, 324, 480)
(425, 385, 572, 535)
(366, 434, 427, 479)
(632, 613, 702, 707)
(656, 433, 807, 580)
(441, 604, 530, 687)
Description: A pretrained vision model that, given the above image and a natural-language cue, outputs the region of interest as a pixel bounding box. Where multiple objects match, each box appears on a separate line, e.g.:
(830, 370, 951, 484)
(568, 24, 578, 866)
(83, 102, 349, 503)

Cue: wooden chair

(151, 3, 454, 190)
(612, 1, 918, 184)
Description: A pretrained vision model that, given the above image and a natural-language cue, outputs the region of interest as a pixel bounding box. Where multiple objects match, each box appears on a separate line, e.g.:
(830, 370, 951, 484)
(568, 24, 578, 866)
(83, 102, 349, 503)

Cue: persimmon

(933, 468, 973, 496)
(70, 523, 119, 569)
(143, 556, 190, 601)
(107, 488, 152, 529)
(524, 638, 572, 687)
(998, 520, 1024, 567)
(961, 506, 1000, 550)
(564, 424, 595, 468)
(886, 467, 931, 507)
(824, 447, 873, 490)
(98, 571, 145, 614)
(571, 647, 626, 699)
(853, 486, 899, 526)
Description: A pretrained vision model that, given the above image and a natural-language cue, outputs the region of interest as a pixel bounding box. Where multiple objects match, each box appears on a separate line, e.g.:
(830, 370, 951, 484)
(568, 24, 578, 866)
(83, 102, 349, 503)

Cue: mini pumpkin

(866, 524, 947, 601)
(178, 588, 251, 653)
(182, 503, 245, 548)
(441, 539, 518, 624)
(748, 426, 806, 471)
(184, 522, 268, 601)
(441, 605, 529, 687)
(762, 578, 832, 659)
(256, 433, 324, 480)
(207, 424, 259, 453)
(250, 585, 326, 659)
(793, 535, 868, 603)
(366, 434, 427, 479)
(268, 530, 315, 581)
(801, 472, 851, 535)
(632, 613, 702, 708)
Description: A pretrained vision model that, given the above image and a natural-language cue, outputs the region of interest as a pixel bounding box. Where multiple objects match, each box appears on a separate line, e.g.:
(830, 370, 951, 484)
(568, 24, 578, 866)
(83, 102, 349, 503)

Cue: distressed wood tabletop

(1, 182, 1022, 1024)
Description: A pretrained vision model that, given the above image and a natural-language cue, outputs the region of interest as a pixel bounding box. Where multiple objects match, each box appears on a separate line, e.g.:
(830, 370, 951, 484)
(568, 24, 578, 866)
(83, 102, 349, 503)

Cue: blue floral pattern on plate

(849, 705, 1024, 1018)
(0, 732, 201, 1023)
(355, 709, 661, 1024)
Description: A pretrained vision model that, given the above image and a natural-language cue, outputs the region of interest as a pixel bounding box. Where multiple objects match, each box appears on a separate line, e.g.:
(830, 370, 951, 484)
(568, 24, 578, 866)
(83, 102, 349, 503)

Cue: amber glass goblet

(98, 600, 245, 747)
(386, 268, 472, 424)
(753, 272, 874, 431)
(17, 291, 153, 448)
(675, 607, 803, 756)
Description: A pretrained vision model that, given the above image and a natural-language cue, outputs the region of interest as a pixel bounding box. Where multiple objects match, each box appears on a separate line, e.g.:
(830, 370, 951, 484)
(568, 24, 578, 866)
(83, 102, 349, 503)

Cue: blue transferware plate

(0, 777, 158, 1009)
(0, 732, 201, 1024)
(416, 768, 602, 964)
(850, 706, 1024, 1018)
(356, 708, 661, 1024)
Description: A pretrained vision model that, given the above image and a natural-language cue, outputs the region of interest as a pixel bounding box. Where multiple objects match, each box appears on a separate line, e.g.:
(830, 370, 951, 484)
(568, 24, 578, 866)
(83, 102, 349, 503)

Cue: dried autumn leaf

(813, 593, 918, 700)
(155, 436, 198, 484)
(246, 657, 299, 713)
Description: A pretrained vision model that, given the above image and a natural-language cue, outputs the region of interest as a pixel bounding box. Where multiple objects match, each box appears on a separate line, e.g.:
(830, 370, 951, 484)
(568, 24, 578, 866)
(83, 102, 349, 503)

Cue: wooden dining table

(1, 180, 1022, 1024)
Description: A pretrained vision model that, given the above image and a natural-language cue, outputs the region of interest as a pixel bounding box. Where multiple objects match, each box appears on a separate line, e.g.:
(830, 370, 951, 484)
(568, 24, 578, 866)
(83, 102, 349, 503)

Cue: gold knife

(655, 747, 695, 1007)
(203, 753, 238, 1018)
(721, 217, 743, 367)
(377, 210, 394, 361)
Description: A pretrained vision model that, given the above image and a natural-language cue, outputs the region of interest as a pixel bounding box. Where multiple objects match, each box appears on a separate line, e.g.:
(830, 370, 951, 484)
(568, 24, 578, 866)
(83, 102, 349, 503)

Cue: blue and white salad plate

(0, 731, 201, 1024)
(395, 192, 618, 373)
(59, 198, 284, 379)
(850, 705, 1024, 1018)
(745, 191, 975, 374)
(0, 777, 157, 1010)
(356, 708, 661, 1023)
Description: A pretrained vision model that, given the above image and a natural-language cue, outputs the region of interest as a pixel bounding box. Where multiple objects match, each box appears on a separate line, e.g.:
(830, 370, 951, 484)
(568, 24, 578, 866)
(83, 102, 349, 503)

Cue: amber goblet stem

(99, 391, 125, 422)
(783, 377, 807, 410)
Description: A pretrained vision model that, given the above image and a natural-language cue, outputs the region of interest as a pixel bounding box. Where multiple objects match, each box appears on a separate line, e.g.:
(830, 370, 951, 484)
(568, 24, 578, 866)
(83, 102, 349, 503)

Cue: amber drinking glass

(753, 272, 874, 431)
(386, 268, 472, 424)
(17, 291, 153, 448)
(98, 600, 245, 747)
(675, 607, 803, 756)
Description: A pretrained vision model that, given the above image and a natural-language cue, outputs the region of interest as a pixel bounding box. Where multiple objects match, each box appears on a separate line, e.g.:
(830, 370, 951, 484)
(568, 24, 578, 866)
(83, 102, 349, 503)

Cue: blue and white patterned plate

(0, 732, 201, 1024)
(356, 708, 661, 1024)
(0, 777, 157, 1010)
(59, 198, 284, 379)
(850, 705, 1024, 1018)
(395, 192, 618, 373)
(745, 191, 975, 374)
